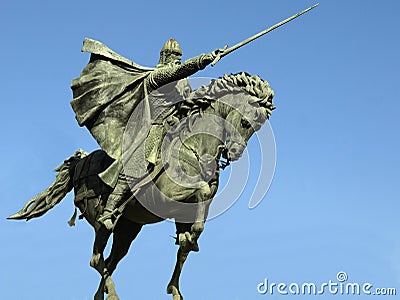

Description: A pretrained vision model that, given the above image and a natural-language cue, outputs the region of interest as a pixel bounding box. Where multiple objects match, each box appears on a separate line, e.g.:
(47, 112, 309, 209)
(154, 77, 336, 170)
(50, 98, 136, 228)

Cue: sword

(211, 4, 319, 66)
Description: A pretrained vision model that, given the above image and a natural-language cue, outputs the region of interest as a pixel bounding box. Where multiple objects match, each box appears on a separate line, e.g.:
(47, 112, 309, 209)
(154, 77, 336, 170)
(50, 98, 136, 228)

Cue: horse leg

(89, 202, 121, 300)
(90, 225, 111, 272)
(93, 175, 133, 299)
(167, 247, 190, 300)
(105, 216, 143, 276)
(167, 185, 212, 300)
(79, 217, 113, 300)
(167, 222, 198, 300)
(190, 184, 212, 246)
(93, 216, 143, 300)
(73, 196, 110, 300)
(92, 224, 112, 300)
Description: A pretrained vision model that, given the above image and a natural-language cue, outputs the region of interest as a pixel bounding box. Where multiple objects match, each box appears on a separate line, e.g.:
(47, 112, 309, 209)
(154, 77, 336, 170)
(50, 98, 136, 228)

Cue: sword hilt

(211, 44, 228, 67)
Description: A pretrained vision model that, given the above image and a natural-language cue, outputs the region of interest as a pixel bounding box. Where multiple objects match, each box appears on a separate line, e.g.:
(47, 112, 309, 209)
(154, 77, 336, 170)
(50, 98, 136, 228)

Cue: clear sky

(1, 0, 400, 299)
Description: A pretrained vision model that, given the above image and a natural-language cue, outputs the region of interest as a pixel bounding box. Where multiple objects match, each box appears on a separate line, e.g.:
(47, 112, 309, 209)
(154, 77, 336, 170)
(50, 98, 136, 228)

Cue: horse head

(212, 72, 275, 161)
(180, 72, 274, 164)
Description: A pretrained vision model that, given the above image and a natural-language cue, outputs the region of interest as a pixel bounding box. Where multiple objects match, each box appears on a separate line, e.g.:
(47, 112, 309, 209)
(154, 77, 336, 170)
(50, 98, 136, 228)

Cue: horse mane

(179, 72, 275, 117)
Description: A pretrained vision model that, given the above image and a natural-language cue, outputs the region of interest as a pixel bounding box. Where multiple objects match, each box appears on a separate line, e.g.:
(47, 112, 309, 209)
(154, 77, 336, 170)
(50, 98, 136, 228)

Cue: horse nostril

(231, 148, 237, 153)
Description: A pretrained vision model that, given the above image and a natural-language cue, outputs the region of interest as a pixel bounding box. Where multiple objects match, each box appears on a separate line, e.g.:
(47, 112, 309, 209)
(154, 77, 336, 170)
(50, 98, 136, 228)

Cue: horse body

(8, 73, 275, 300)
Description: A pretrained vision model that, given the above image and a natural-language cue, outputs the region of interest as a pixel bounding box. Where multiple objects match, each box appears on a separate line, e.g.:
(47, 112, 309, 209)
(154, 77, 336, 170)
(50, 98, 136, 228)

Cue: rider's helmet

(158, 38, 182, 66)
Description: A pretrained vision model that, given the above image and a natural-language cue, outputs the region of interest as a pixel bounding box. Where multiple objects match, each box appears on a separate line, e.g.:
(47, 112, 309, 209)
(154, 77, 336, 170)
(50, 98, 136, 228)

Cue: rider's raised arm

(146, 54, 214, 91)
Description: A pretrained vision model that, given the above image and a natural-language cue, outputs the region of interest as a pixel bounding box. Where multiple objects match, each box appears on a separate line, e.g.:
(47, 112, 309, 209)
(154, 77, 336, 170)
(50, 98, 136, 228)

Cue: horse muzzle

(225, 141, 246, 161)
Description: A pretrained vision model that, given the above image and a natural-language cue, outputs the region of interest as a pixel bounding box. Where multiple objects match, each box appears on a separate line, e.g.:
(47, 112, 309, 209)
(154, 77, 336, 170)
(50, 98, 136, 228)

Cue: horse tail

(7, 149, 88, 221)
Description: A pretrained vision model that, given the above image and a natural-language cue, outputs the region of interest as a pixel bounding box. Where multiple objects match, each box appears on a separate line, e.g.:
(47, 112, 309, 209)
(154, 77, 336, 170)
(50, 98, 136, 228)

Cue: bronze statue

(69, 37, 225, 231)
(8, 5, 317, 300)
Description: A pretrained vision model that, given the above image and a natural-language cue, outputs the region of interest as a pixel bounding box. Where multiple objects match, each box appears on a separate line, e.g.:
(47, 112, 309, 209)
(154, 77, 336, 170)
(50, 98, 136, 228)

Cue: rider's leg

(101, 173, 131, 231)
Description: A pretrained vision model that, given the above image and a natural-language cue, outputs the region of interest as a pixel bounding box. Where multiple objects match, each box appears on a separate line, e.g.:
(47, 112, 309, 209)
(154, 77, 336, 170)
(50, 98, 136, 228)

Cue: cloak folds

(70, 38, 155, 187)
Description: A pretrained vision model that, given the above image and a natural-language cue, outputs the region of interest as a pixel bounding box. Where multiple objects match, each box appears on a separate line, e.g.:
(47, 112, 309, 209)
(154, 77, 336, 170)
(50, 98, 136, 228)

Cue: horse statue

(8, 72, 275, 300)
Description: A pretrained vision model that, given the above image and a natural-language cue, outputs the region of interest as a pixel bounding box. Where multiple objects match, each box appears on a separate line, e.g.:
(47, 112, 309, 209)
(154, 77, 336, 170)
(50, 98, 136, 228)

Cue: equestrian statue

(8, 5, 317, 300)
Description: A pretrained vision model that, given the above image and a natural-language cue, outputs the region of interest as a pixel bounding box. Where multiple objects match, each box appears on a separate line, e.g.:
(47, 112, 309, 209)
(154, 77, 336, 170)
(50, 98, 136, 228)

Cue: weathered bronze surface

(7, 6, 319, 296)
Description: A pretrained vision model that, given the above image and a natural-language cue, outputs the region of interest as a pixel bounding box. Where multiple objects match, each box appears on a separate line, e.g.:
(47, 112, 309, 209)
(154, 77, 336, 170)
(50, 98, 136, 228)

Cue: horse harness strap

(180, 138, 231, 172)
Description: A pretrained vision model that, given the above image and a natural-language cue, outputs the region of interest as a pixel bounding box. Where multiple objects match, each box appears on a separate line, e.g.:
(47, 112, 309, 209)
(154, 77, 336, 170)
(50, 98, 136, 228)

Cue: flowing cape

(70, 38, 154, 186)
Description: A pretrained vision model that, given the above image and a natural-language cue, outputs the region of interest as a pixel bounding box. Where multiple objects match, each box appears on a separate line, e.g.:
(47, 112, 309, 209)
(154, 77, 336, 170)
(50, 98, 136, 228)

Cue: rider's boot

(101, 193, 124, 231)
(99, 172, 132, 231)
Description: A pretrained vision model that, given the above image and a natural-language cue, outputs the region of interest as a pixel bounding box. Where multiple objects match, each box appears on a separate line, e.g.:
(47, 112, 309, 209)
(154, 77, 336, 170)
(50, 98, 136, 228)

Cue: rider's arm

(147, 54, 213, 90)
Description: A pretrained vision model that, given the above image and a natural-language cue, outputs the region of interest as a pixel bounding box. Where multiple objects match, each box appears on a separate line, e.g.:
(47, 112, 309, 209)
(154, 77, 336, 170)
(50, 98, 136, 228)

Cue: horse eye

(241, 118, 251, 128)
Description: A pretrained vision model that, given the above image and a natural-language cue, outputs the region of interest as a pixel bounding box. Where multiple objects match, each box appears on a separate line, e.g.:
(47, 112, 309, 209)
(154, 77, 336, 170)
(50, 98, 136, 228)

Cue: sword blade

(211, 4, 319, 66)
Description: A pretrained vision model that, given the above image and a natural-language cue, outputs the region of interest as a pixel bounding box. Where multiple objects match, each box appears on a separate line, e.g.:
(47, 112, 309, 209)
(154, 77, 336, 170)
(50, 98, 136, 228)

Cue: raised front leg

(190, 183, 212, 245)
(167, 184, 212, 300)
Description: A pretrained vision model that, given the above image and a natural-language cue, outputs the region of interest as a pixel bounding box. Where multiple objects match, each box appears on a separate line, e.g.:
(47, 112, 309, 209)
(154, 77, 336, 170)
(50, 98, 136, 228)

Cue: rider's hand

(203, 45, 228, 66)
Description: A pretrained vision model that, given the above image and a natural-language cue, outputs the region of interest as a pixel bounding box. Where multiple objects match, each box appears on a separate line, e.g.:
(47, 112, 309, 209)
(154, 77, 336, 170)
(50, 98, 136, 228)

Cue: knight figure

(70, 37, 224, 231)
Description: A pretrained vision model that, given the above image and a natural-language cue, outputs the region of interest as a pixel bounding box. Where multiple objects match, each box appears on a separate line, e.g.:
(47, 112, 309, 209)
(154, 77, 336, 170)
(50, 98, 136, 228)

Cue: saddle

(73, 150, 114, 203)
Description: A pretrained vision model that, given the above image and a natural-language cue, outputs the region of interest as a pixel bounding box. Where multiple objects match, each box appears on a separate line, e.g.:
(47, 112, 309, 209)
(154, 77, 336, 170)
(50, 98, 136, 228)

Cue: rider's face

(163, 51, 182, 64)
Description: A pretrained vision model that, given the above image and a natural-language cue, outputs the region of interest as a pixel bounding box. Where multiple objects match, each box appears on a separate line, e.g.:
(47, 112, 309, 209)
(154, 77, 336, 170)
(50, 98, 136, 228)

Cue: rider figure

(101, 38, 222, 231)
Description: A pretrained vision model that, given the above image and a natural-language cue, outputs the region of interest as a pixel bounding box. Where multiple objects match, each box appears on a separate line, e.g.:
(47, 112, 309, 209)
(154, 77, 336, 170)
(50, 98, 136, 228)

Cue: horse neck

(183, 103, 226, 159)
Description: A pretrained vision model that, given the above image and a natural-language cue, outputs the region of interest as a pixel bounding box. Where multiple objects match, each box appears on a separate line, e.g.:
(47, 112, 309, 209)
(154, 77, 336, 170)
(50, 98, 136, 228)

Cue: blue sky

(1, 0, 400, 299)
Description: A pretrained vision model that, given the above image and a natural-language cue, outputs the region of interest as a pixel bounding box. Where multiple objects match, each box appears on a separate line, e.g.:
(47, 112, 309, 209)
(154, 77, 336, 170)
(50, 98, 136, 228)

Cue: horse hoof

(167, 285, 183, 300)
(178, 232, 199, 252)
